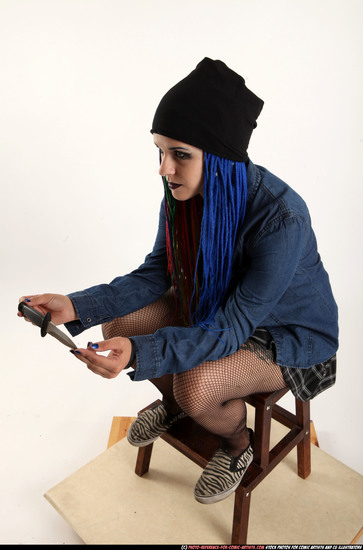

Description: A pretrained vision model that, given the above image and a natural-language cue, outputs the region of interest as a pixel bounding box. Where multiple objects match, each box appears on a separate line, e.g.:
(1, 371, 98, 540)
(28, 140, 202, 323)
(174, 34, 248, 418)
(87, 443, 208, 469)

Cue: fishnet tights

(103, 292, 287, 455)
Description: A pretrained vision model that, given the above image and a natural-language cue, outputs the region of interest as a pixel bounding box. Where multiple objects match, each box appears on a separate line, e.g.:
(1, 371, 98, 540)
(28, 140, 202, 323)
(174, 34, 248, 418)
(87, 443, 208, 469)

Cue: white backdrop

(1, 0, 362, 544)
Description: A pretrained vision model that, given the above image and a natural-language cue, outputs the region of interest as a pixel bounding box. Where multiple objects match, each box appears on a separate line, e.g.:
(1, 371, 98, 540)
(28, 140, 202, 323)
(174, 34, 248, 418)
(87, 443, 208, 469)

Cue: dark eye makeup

(174, 150, 192, 159)
(154, 143, 192, 160)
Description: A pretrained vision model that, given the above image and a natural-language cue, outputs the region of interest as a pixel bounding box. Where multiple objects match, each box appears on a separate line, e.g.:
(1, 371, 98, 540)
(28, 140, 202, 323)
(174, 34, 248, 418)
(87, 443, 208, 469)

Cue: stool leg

(296, 399, 311, 479)
(254, 397, 272, 468)
(135, 443, 154, 477)
(232, 484, 251, 544)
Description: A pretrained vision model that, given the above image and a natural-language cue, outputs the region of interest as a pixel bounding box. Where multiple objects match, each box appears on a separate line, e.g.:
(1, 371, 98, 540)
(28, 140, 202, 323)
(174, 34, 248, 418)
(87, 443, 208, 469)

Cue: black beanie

(151, 58, 264, 162)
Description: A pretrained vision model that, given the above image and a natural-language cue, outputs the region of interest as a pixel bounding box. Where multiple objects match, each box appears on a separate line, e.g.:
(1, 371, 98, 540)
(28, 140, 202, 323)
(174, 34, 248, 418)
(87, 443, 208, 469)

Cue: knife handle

(18, 302, 51, 338)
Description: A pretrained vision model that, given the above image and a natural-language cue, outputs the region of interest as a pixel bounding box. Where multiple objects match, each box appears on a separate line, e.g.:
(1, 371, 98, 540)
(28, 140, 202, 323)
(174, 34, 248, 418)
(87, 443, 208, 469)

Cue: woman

(19, 58, 338, 505)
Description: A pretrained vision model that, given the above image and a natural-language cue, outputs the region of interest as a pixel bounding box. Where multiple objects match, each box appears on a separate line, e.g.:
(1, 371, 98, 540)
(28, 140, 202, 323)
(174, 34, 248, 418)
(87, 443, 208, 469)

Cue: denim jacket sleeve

(131, 214, 308, 381)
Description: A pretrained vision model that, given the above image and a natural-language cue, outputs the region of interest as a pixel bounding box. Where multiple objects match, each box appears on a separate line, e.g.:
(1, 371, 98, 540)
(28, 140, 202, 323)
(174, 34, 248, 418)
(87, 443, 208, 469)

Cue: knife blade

(18, 301, 77, 350)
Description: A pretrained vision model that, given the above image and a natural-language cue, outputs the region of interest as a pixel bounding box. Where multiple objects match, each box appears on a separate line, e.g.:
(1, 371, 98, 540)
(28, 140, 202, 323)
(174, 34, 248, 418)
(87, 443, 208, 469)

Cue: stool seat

(134, 389, 311, 544)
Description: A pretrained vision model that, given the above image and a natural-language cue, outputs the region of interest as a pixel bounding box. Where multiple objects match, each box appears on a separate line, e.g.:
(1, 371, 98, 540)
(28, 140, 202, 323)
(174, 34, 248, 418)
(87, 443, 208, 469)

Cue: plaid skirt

(250, 328, 337, 402)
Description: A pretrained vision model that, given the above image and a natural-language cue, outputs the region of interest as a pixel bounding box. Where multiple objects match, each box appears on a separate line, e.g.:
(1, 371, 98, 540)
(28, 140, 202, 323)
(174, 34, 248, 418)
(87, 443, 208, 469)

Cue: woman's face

(153, 133, 204, 200)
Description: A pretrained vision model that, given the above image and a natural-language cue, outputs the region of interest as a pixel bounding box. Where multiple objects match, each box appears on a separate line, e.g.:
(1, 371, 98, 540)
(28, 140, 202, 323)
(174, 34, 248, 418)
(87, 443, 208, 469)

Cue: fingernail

(25, 299, 31, 302)
(91, 343, 99, 349)
(87, 342, 92, 347)
(70, 349, 82, 355)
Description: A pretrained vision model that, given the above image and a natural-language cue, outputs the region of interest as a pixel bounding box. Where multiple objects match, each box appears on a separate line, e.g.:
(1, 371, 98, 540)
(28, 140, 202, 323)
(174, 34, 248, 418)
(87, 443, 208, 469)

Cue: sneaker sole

(126, 431, 161, 447)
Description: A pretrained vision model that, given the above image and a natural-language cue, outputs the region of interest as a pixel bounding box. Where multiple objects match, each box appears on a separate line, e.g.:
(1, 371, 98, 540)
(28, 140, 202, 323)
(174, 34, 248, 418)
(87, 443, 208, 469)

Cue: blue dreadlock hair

(164, 152, 248, 328)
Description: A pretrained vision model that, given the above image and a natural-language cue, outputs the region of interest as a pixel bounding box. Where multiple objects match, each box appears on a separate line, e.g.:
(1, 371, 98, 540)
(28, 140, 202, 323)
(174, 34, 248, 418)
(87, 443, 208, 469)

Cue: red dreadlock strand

(164, 179, 203, 325)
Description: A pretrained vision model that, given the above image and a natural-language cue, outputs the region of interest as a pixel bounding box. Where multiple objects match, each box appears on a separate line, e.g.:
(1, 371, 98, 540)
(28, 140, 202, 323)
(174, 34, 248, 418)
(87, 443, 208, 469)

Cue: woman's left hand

(70, 337, 133, 379)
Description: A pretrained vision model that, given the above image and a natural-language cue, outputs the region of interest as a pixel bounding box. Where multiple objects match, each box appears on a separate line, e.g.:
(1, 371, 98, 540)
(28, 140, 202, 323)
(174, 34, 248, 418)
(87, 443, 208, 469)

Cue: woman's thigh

(174, 340, 287, 414)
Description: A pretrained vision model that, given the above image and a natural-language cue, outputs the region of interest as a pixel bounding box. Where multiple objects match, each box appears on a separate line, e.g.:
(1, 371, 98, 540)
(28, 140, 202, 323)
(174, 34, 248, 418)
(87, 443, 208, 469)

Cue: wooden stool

(134, 388, 311, 544)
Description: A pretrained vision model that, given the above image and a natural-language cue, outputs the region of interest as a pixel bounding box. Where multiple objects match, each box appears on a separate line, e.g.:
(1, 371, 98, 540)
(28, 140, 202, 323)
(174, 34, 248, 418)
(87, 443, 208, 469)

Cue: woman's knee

(102, 317, 132, 339)
(173, 369, 218, 419)
(102, 292, 177, 340)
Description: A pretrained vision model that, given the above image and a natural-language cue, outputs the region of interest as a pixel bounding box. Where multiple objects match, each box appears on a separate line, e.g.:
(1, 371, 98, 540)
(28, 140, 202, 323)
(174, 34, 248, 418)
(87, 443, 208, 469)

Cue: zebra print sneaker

(127, 402, 187, 447)
(194, 429, 254, 504)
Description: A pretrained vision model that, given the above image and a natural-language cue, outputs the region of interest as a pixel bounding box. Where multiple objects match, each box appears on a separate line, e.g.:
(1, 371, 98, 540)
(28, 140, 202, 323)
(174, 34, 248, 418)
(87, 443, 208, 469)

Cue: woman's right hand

(18, 294, 78, 326)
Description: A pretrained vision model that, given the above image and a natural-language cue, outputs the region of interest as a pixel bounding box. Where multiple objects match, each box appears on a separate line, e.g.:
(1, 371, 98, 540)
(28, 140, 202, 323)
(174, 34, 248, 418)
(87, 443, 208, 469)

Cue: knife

(18, 301, 77, 350)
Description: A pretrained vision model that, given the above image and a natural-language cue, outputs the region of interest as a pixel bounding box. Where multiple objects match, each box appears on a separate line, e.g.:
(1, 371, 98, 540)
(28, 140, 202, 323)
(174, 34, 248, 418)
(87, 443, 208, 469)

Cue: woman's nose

(159, 155, 176, 177)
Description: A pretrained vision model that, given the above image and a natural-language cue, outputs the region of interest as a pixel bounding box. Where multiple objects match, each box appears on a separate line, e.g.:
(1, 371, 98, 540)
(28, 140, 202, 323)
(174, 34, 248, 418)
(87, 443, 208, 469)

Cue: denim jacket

(66, 160, 339, 381)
